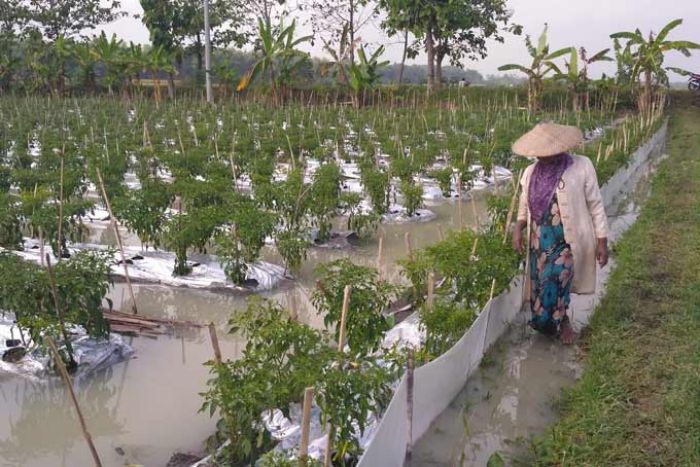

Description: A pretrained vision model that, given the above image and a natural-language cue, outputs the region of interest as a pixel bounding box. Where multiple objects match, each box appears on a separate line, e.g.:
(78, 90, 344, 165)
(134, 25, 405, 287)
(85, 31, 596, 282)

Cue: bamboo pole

(45, 336, 103, 467)
(376, 236, 384, 279)
(45, 254, 76, 366)
(427, 271, 435, 312)
(95, 168, 138, 314)
(324, 285, 351, 467)
(56, 151, 64, 260)
(299, 386, 315, 467)
(471, 194, 480, 229)
(456, 173, 463, 229)
(208, 322, 222, 364)
(404, 232, 413, 260)
(404, 347, 415, 465)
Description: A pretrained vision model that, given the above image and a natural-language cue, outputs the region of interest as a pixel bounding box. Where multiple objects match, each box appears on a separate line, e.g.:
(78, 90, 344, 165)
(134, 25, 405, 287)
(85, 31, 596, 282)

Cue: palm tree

(611, 19, 700, 114)
(498, 24, 571, 112)
(237, 17, 312, 104)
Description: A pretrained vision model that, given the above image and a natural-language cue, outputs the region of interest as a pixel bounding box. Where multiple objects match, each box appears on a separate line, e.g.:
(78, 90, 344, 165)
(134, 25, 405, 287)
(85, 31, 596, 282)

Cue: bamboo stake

(96, 168, 138, 314)
(208, 322, 222, 364)
(324, 285, 351, 467)
(299, 387, 315, 467)
(404, 232, 413, 260)
(56, 148, 65, 260)
(376, 236, 384, 278)
(45, 254, 76, 366)
(456, 173, 463, 229)
(337, 285, 351, 351)
(470, 236, 479, 258)
(427, 271, 435, 311)
(471, 194, 480, 229)
(404, 347, 415, 465)
(45, 336, 103, 467)
(503, 186, 519, 244)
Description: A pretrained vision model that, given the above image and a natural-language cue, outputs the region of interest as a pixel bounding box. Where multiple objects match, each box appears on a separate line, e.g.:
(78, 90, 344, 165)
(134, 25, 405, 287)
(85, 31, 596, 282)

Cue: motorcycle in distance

(690, 73, 700, 92)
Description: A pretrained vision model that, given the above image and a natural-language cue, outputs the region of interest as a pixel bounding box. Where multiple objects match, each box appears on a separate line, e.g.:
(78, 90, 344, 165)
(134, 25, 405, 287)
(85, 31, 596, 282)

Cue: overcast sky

(98, 0, 700, 79)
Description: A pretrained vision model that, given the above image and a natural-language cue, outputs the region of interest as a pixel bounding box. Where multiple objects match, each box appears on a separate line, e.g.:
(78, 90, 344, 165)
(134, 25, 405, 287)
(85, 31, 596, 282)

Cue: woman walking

(512, 123, 609, 344)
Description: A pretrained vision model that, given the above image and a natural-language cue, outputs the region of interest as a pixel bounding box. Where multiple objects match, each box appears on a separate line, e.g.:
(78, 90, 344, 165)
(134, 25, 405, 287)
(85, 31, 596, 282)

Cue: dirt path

(532, 97, 700, 465)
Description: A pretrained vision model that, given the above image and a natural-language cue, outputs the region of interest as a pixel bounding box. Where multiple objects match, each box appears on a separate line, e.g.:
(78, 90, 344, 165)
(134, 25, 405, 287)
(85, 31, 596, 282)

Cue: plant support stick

(45, 336, 103, 467)
(96, 168, 138, 315)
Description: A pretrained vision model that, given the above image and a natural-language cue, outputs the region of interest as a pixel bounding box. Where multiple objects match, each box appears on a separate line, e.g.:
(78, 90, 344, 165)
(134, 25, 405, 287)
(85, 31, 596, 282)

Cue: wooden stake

(57, 151, 64, 260)
(208, 322, 222, 364)
(456, 174, 463, 229)
(404, 232, 413, 260)
(426, 270, 436, 312)
(337, 285, 351, 352)
(299, 386, 315, 467)
(45, 336, 103, 467)
(376, 236, 384, 278)
(503, 186, 519, 244)
(470, 236, 479, 258)
(95, 168, 138, 314)
(325, 285, 351, 467)
(404, 347, 415, 465)
(471, 194, 480, 229)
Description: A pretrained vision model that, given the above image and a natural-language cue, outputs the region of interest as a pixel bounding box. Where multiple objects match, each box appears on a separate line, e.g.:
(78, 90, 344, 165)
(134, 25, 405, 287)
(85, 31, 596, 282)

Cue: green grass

(532, 96, 700, 466)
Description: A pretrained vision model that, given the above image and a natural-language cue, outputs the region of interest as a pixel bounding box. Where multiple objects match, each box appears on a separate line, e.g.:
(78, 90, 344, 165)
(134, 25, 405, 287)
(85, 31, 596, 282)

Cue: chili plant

(312, 259, 398, 355)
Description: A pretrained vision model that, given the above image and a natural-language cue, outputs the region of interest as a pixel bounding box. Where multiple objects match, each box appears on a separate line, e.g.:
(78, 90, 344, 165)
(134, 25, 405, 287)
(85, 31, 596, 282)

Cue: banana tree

(348, 45, 389, 108)
(611, 19, 700, 114)
(125, 42, 147, 93)
(145, 45, 174, 104)
(92, 32, 126, 95)
(237, 17, 312, 104)
(70, 41, 98, 94)
(554, 47, 613, 111)
(498, 24, 571, 112)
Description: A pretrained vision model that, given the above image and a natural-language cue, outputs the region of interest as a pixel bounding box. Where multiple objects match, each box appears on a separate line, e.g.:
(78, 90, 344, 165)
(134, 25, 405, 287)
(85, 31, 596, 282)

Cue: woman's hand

(512, 221, 526, 254)
(597, 238, 609, 267)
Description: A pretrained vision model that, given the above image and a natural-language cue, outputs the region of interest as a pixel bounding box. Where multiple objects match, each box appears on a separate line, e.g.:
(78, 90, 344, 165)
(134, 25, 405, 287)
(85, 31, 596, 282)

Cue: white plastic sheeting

(0, 317, 134, 381)
(357, 120, 668, 467)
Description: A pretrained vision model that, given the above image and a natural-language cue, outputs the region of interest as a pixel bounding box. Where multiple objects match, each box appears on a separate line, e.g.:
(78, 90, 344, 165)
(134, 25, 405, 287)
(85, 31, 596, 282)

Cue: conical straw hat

(512, 122, 583, 157)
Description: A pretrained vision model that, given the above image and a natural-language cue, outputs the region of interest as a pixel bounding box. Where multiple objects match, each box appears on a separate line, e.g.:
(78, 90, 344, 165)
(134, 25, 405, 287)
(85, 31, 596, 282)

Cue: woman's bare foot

(559, 316, 576, 345)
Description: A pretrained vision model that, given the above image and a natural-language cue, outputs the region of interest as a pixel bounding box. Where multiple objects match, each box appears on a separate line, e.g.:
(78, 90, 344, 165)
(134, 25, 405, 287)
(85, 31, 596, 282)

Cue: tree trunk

(348, 0, 355, 65)
(167, 72, 175, 99)
(435, 50, 445, 89)
(196, 34, 203, 71)
(425, 25, 435, 90)
(642, 69, 652, 114)
(398, 29, 408, 84)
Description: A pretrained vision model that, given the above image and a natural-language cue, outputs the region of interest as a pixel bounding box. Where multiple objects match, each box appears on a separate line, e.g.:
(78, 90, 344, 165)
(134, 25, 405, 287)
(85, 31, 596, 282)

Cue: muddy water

(0, 198, 487, 467)
(408, 154, 664, 467)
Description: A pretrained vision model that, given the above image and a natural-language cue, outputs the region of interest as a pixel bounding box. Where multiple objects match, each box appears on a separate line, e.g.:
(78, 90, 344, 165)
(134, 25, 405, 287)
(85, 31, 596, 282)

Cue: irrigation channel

(0, 196, 488, 467)
(406, 125, 668, 467)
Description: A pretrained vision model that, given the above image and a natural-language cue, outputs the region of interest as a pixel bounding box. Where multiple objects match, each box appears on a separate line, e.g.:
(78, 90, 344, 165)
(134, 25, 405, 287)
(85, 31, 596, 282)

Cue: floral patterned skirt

(529, 194, 574, 335)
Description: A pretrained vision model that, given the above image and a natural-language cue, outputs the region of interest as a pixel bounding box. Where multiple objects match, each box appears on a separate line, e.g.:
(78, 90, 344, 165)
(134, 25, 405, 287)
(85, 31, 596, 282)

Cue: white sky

(98, 0, 700, 78)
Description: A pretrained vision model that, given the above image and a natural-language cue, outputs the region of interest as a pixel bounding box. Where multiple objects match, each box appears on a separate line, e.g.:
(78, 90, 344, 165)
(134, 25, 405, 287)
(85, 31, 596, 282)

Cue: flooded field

(0, 197, 487, 467)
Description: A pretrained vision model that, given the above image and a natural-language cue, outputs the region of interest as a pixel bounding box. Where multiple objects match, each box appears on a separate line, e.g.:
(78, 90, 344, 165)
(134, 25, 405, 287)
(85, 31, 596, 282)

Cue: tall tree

(378, 0, 421, 84)
(25, 0, 124, 42)
(309, 0, 376, 66)
(140, 0, 247, 95)
(383, 0, 519, 89)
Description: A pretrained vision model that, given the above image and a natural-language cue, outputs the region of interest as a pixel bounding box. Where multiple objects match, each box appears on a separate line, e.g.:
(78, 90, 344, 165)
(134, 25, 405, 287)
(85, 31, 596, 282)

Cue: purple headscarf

(528, 153, 573, 224)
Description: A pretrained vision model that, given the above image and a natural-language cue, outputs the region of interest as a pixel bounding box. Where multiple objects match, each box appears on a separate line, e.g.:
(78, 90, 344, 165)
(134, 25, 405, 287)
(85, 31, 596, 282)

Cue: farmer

(512, 123, 609, 344)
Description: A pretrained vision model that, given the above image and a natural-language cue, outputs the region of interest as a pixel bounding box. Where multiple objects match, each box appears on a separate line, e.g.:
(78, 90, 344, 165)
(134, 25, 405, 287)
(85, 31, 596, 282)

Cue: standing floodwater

(0, 198, 486, 467)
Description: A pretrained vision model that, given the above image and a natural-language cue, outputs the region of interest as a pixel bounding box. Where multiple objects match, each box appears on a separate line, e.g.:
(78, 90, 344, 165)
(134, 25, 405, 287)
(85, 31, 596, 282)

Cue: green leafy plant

(312, 259, 397, 355)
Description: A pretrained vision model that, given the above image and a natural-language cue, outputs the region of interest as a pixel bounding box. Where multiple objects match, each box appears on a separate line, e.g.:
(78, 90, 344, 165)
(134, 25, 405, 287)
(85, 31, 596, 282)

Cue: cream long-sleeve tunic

(517, 154, 609, 294)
